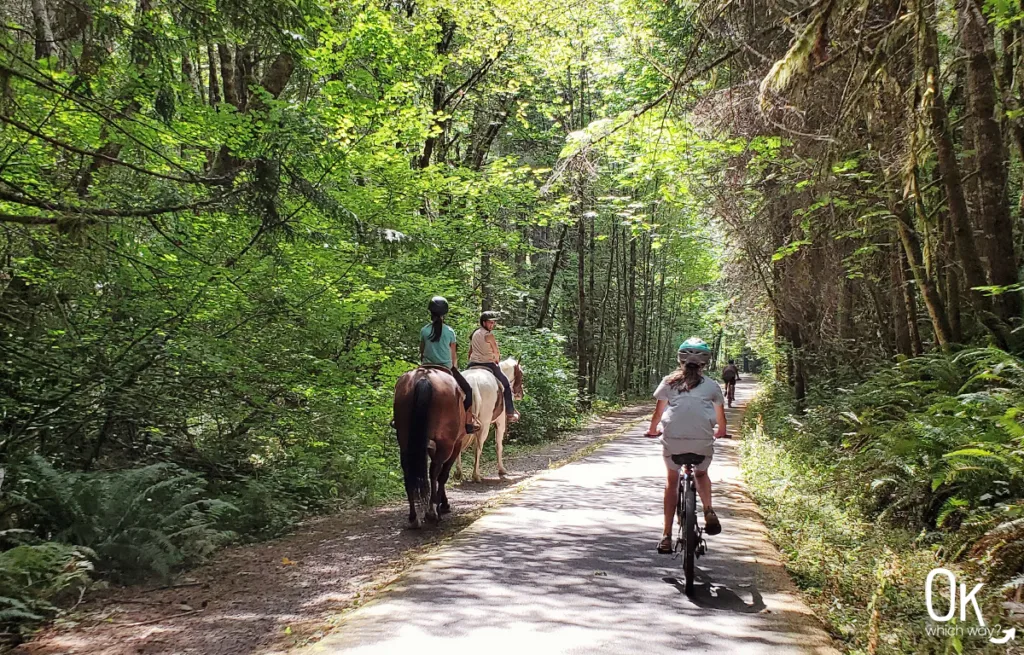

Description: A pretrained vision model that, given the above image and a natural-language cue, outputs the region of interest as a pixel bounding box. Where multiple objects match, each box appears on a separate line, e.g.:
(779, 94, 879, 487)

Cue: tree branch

(0, 189, 229, 218)
(0, 114, 222, 184)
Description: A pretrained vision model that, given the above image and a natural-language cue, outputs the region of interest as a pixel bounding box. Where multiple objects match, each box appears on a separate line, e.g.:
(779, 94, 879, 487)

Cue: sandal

(704, 508, 722, 536)
(656, 535, 673, 554)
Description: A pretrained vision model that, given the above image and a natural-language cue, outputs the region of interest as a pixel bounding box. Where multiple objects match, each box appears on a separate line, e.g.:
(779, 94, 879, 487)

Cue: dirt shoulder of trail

(15, 405, 653, 655)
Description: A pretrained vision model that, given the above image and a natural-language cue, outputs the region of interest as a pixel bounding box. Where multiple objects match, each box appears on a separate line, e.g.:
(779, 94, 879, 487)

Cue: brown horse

(392, 366, 472, 527)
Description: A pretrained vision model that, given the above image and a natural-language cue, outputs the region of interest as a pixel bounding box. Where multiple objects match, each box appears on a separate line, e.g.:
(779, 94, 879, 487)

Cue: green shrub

(0, 541, 93, 632)
(742, 377, 1013, 654)
(499, 327, 581, 443)
(9, 457, 235, 580)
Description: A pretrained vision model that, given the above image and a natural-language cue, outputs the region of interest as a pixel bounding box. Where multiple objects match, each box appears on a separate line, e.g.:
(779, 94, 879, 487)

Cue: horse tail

(407, 375, 433, 496)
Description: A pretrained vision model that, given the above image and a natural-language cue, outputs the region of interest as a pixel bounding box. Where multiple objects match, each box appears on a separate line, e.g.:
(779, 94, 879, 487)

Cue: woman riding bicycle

(645, 337, 727, 554)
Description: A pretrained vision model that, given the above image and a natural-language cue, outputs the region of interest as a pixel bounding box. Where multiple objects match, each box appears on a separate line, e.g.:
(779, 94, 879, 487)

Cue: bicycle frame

(675, 460, 706, 593)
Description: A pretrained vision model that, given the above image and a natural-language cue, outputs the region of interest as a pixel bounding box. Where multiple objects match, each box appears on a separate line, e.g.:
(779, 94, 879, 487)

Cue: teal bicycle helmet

(677, 337, 712, 366)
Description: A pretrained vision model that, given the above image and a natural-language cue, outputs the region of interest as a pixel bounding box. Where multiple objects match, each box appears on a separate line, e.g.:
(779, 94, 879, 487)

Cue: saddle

(671, 453, 706, 467)
(467, 363, 506, 423)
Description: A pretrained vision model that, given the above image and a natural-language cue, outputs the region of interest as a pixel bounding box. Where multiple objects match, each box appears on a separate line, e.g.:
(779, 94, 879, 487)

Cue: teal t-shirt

(420, 323, 456, 367)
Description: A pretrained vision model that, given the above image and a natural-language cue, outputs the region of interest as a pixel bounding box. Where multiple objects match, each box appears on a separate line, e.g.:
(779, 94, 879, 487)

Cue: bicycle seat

(671, 453, 705, 466)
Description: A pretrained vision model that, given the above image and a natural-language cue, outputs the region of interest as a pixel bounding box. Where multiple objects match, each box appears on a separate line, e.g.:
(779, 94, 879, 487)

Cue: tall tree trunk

(654, 254, 667, 379)
(792, 326, 807, 407)
(207, 43, 221, 104)
(418, 17, 456, 168)
(869, 279, 896, 357)
(31, 0, 55, 60)
(594, 222, 616, 387)
(891, 247, 914, 357)
(535, 223, 569, 329)
(218, 44, 240, 108)
(236, 44, 257, 113)
(76, 0, 153, 196)
(637, 237, 651, 389)
(917, 0, 1013, 349)
(940, 204, 963, 342)
(624, 236, 637, 394)
(575, 172, 588, 404)
(587, 209, 598, 396)
(895, 203, 953, 350)
(838, 276, 855, 340)
(615, 224, 625, 394)
(480, 251, 493, 311)
(901, 248, 924, 355)
(182, 51, 203, 100)
(961, 0, 1022, 322)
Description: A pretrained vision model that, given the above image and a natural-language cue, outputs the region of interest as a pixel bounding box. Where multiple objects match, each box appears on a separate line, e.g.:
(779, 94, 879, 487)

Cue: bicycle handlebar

(643, 431, 734, 439)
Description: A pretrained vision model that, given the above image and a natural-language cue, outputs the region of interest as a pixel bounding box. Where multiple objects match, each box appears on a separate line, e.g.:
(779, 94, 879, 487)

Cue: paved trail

(300, 381, 837, 655)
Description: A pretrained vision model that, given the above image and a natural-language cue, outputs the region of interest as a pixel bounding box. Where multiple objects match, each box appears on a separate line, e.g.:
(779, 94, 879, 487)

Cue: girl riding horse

(468, 311, 519, 423)
(420, 296, 477, 435)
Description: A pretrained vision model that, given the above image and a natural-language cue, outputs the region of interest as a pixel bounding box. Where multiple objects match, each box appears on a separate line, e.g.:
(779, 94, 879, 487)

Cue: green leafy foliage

(742, 350, 1024, 652)
(7, 457, 235, 580)
(0, 0, 730, 635)
(499, 328, 581, 443)
(0, 542, 93, 634)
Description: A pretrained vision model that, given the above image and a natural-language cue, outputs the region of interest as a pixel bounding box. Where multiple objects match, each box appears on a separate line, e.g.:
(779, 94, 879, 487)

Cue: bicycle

(724, 379, 736, 407)
(670, 452, 707, 594)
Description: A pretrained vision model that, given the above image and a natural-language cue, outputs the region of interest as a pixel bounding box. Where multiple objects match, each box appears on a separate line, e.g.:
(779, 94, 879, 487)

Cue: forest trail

(15, 406, 653, 655)
(297, 380, 837, 655)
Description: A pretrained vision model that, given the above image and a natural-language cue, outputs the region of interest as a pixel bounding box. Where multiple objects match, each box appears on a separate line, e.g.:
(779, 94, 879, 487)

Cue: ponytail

(429, 312, 443, 342)
(664, 362, 703, 392)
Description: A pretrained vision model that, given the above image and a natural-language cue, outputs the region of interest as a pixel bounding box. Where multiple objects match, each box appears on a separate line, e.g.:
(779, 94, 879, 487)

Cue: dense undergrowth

(742, 348, 1024, 654)
(0, 326, 584, 639)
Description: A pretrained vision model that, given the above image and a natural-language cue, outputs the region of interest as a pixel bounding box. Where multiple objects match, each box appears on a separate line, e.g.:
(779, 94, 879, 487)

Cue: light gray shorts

(663, 451, 713, 473)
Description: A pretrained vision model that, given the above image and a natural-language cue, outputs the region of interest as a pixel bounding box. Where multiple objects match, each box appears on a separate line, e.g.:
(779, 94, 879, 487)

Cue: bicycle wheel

(683, 479, 698, 593)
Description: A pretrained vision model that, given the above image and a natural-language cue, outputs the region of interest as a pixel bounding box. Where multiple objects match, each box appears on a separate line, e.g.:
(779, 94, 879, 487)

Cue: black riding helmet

(428, 296, 449, 316)
(479, 310, 501, 326)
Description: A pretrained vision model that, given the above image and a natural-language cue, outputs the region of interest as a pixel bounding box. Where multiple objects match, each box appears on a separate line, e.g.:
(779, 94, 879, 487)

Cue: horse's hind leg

(454, 439, 466, 481)
(403, 471, 423, 529)
(426, 450, 444, 522)
(437, 457, 456, 515)
(472, 426, 487, 483)
(495, 414, 508, 477)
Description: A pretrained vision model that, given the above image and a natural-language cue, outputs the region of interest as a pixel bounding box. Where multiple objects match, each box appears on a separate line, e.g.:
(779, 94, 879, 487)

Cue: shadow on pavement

(662, 576, 768, 614)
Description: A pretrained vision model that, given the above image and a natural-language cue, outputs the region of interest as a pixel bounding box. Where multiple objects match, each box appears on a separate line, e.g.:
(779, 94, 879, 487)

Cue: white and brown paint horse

(455, 358, 525, 482)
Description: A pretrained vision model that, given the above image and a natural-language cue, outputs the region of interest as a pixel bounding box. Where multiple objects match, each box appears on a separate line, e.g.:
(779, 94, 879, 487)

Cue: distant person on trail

(420, 296, 477, 434)
(722, 359, 740, 408)
(468, 311, 520, 423)
(644, 337, 727, 554)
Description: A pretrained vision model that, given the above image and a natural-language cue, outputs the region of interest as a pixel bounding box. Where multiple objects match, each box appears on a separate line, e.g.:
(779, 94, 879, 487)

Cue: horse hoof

(498, 469, 508, 478)
(410, 517, 423, 529)
(439, 504, 451, 515)
(472, 475, 482, 483)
